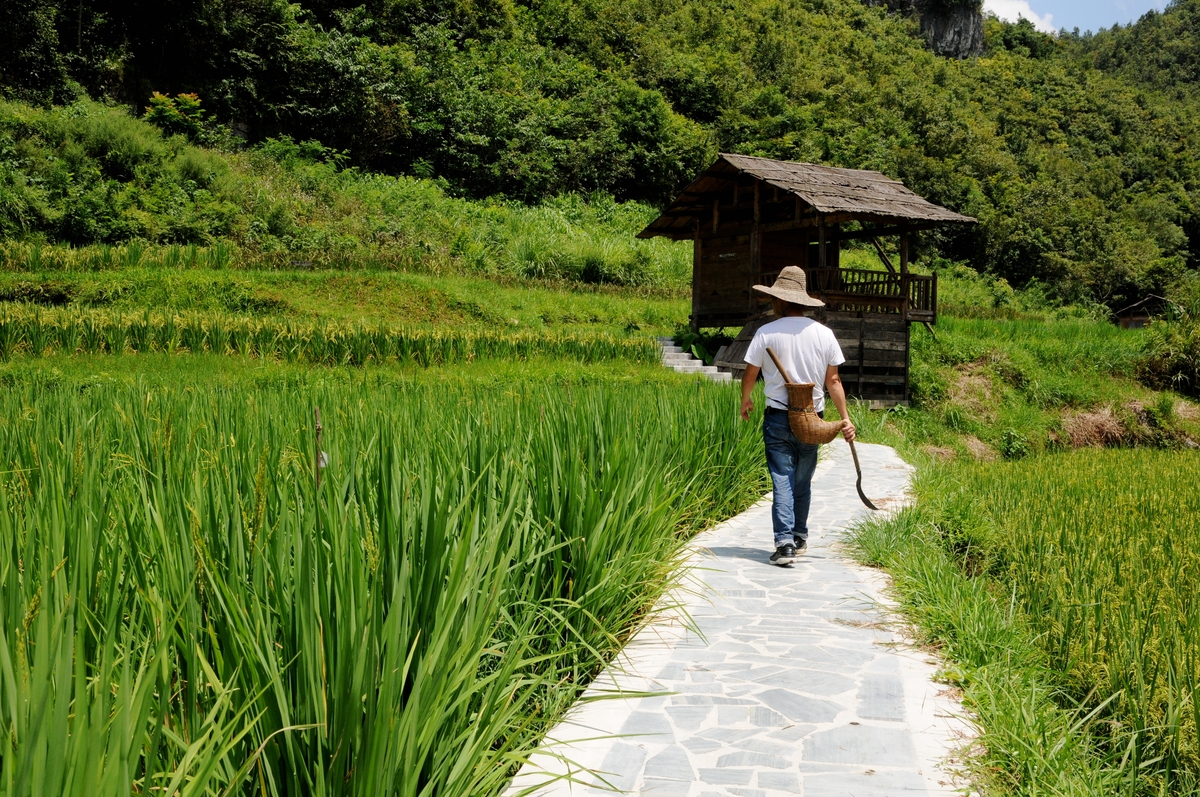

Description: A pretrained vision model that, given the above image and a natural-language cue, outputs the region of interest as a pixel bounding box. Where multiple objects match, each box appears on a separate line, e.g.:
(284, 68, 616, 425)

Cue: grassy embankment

(0, 99, 689, 288)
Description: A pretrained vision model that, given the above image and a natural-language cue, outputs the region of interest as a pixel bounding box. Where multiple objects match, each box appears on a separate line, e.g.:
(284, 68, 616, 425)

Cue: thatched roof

(639, 153, 976, 239)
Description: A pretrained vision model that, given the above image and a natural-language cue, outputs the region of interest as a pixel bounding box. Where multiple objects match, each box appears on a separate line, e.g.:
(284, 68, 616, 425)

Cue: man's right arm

(740, 364, 760, 420)
(825, 364, 856, 441)
(741, 333, 766, 421)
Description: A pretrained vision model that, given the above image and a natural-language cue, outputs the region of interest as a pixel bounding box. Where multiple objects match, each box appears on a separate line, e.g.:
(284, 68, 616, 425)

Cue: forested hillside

(5, 0, 1200, 309)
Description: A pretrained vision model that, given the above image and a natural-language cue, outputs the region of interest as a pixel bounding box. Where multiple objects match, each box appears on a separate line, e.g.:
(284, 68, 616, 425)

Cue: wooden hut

(1114, 295, 1179, 329)
(638, 154, 976, 406)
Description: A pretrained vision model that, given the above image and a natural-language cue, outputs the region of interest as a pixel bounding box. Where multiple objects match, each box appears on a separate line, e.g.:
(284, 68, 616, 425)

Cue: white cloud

(984, 0, 1057, 32)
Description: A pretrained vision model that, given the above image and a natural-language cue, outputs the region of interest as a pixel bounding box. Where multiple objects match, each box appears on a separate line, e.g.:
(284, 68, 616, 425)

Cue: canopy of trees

(4, 0, 1200, 308)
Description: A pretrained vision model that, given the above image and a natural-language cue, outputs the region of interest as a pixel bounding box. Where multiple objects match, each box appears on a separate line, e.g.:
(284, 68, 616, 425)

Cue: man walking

(739, 267, 856, 566)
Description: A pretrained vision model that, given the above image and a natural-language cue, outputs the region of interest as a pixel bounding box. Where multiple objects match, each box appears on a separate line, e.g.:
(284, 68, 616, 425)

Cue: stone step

(657, 339, 733, 383)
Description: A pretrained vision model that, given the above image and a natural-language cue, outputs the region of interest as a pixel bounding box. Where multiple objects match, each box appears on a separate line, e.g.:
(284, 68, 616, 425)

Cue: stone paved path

(506, 441, 971, 796)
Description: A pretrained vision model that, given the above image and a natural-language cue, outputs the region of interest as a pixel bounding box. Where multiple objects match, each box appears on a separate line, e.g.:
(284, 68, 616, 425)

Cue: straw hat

(752, 266, 824, 307)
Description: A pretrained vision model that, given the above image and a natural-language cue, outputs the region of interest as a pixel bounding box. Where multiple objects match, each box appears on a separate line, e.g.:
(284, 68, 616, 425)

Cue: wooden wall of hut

(693, 233, 754, 327)
(693, 230, 841, 329)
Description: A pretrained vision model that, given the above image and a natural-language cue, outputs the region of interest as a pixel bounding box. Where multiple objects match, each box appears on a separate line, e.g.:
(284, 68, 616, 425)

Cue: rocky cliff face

(864, 0, 985, 59)
(921, 3, 985, 58)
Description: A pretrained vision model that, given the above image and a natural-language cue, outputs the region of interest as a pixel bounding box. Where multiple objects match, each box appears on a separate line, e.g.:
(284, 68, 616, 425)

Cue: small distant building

(1114, 295, 1178, 329)
(638, 154, 976, 406)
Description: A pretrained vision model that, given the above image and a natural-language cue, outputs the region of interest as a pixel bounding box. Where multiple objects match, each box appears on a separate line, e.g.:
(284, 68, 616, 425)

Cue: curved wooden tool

(847, 438, 879, 511)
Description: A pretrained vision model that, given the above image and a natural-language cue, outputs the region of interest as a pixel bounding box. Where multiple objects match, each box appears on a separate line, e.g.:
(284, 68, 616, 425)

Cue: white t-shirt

(744, 317, 846, 413)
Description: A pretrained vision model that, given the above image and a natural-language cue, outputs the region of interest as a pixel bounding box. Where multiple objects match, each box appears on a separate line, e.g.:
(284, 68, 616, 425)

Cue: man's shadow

(700, 545, 834, 565)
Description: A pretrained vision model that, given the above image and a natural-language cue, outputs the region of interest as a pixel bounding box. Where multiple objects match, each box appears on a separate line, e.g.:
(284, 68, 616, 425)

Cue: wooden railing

(802, 268, 935, 323)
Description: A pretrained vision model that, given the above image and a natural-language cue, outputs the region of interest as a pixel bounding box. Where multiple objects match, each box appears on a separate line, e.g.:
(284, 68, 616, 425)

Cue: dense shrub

(1138, 318, 1200, 398)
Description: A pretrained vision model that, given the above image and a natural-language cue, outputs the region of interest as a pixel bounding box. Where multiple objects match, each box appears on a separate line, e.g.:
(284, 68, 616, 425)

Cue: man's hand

(740, 397, 754, 420)
(841, 418, 856, 442)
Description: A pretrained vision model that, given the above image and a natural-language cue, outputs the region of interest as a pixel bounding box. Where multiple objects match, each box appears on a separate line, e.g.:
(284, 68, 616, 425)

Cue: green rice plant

(180, 313, 206, 352)
(154, 312, 180, 352)
(161, 244, 182, 270)
(90, 243, 115, 271)
(227, 320, 250, 355)
(54, 314, 80, 354)
(122, 240, 145, 269)
(81, 314, 104, 353)
(208, 313, 229, 355)
(251, 322, 278, 358)
(24, 309, 51, 356)
(126, 311, 152, 352)
(0, 314, 17, 359)
(104, 317, 127, 354)
(0, 377, 764, 796)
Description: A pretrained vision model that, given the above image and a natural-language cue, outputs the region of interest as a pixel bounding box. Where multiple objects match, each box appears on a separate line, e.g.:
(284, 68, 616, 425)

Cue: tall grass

(851, 450, 1200, 795)
(0, 305, 659, 366)
(0, 378, 764, 796)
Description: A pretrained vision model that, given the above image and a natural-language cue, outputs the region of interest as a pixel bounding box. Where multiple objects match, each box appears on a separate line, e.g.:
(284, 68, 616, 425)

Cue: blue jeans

(762, 411, 819, 548)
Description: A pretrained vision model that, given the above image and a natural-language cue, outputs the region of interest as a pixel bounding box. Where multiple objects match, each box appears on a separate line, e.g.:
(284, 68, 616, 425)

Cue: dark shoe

(770, 544, 797, 566)
(793, 537, 808, 554)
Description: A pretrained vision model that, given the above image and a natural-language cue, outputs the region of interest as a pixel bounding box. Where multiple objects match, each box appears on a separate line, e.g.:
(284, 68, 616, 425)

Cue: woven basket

(785, 382, 845, 444)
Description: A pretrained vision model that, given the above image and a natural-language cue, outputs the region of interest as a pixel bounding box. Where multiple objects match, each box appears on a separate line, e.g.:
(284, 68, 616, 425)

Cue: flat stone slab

(506, 442, 972, 796)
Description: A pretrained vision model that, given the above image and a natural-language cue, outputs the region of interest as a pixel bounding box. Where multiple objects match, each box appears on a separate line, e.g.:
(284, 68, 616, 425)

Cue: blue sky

(984, 0, 1168, 34)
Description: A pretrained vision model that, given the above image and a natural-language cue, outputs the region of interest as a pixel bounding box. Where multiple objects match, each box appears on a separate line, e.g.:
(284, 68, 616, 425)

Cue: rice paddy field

(0, 378, 766, 796)
(2, 254, 1199, 797)
(851, 450, 1200, 795)
(0, 305, 659, 367)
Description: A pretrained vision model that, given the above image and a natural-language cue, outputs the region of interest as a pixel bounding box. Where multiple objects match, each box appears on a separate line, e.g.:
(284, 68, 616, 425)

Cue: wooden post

(899, 231, 909, 321)
(857, 314, 865, 398)
(712, 198, 720, 233)
(931, 271, 938, 326)
(750, 182, 762, 313)
(818, 216, 827, 270)
(899, 232, 909, 275)
(903, 323, 911, 404)
(691, 223, 701, 333)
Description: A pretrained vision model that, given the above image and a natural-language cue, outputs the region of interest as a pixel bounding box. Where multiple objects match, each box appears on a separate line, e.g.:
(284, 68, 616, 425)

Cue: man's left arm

(825, 364, 856, 441)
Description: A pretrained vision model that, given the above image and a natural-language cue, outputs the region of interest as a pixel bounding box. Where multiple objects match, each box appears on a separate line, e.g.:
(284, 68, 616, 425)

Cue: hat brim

(752, 284, 825, 307)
